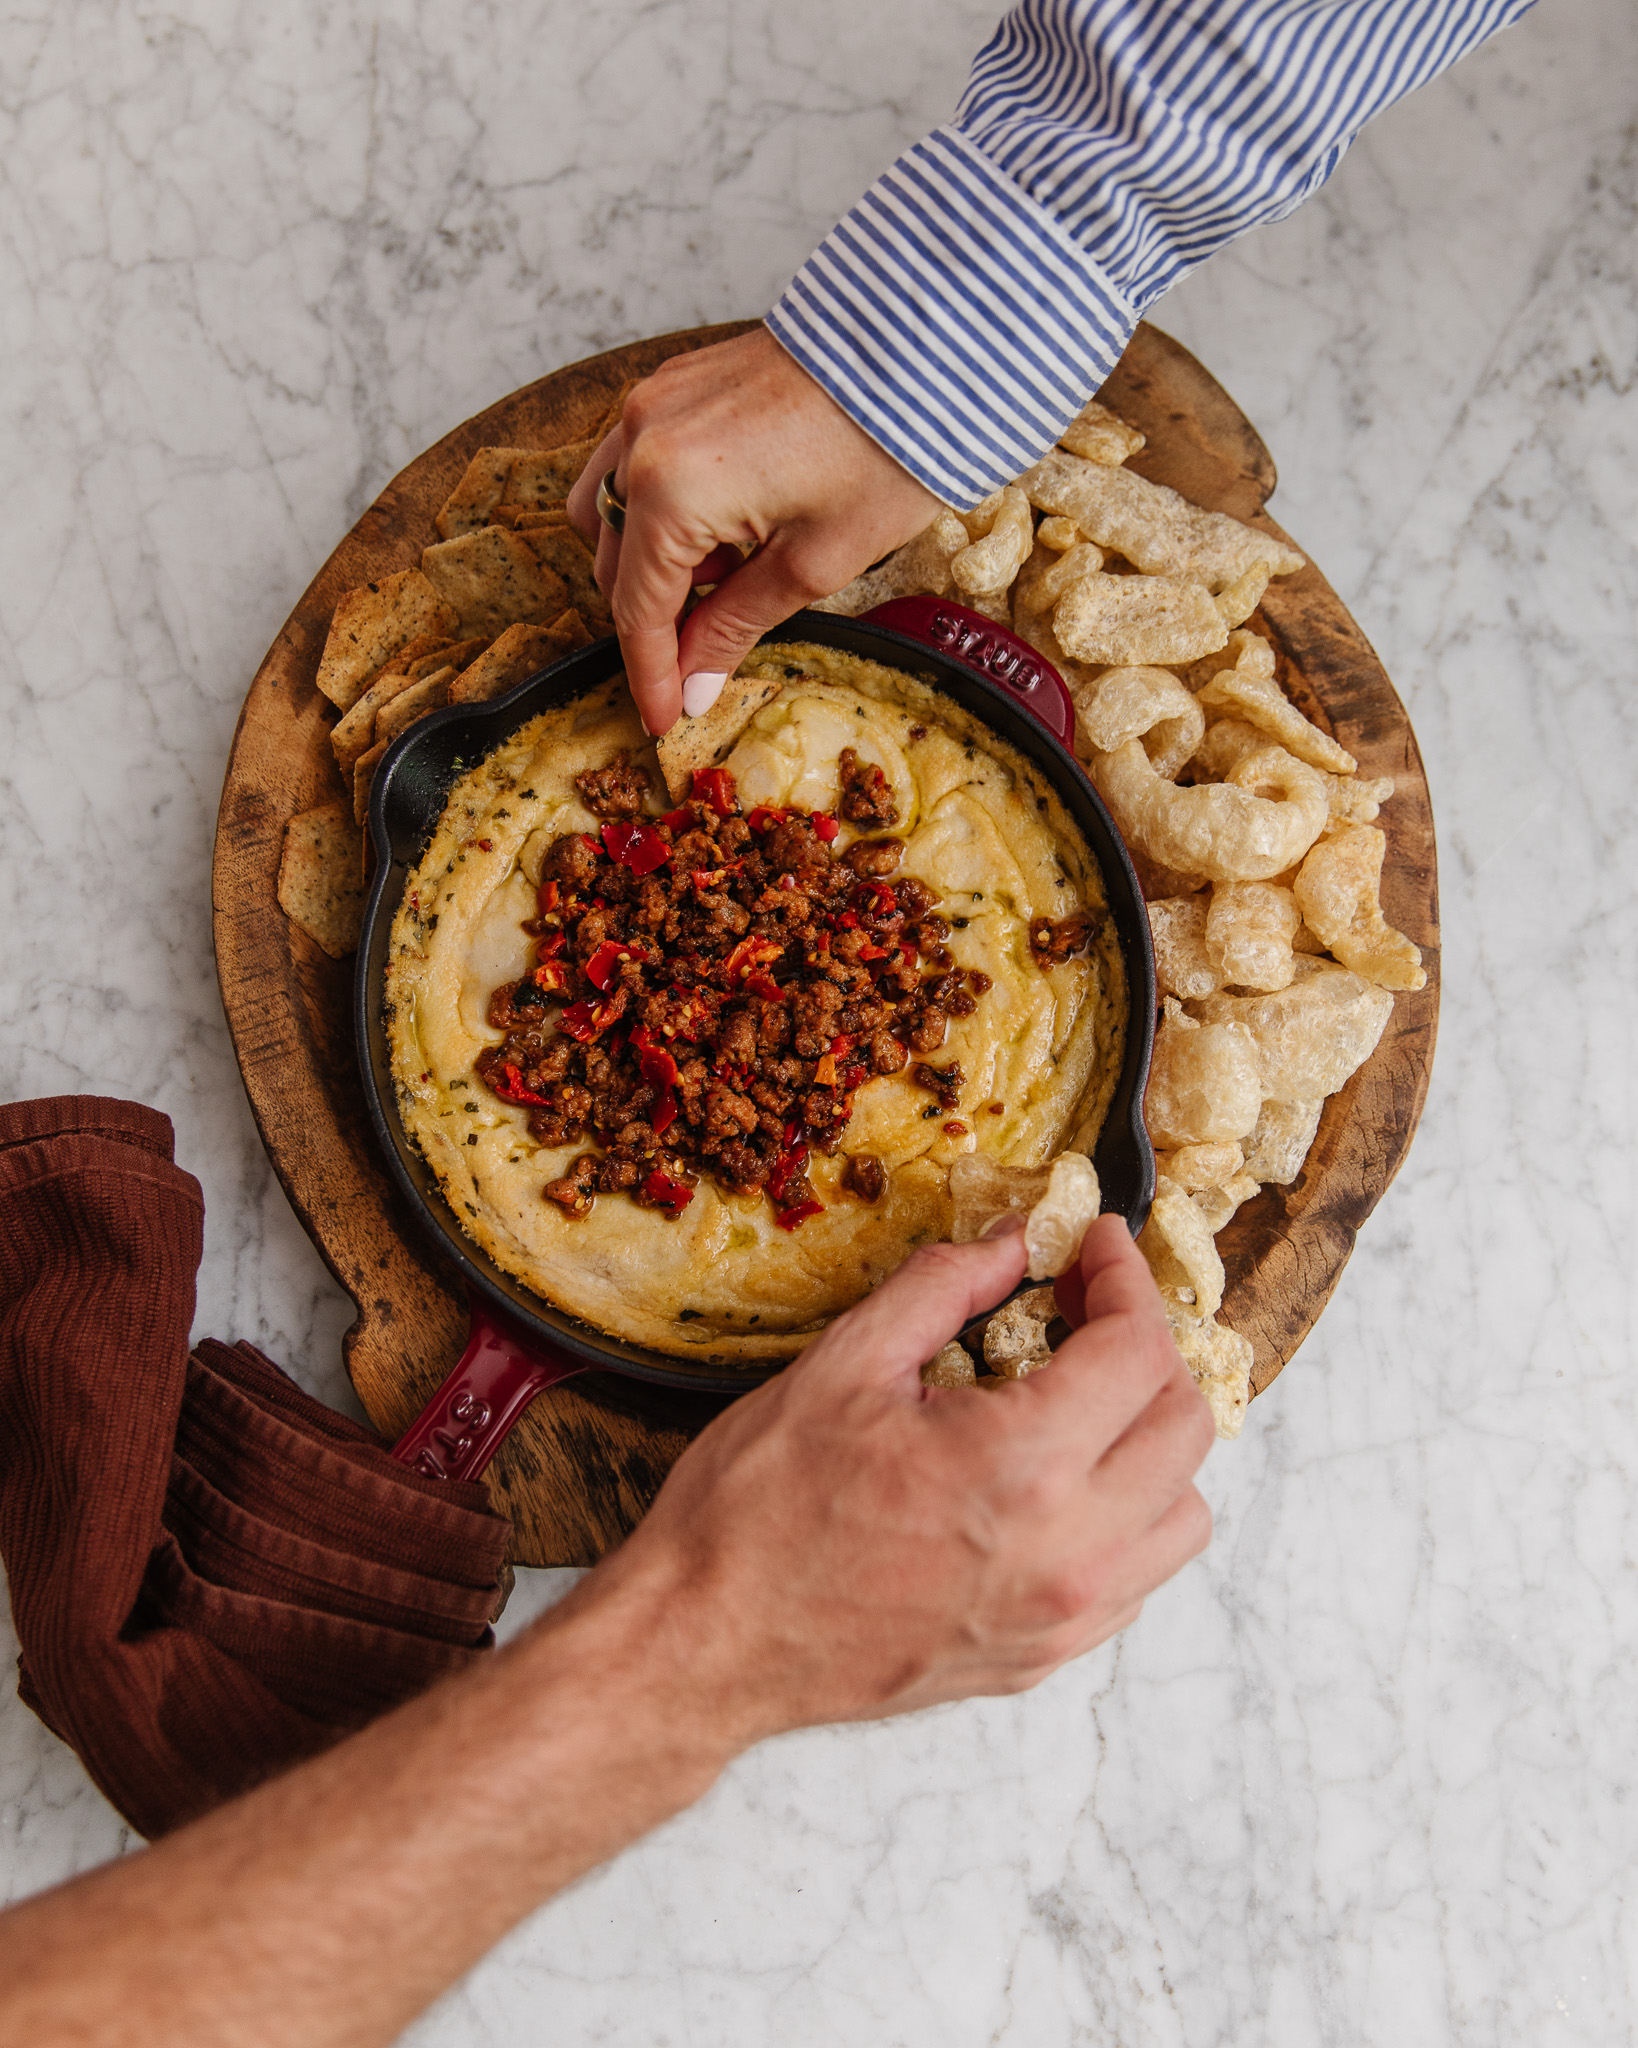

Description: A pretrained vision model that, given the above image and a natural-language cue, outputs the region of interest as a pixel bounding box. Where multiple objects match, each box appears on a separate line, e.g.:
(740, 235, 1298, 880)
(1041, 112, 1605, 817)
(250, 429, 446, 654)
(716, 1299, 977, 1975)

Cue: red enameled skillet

(355, 598, 1156, 1482)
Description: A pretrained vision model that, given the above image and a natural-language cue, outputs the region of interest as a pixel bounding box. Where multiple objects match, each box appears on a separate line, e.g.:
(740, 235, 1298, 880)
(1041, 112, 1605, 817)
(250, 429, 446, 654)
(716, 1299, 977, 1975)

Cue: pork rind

(984, 1286, 1060, 1378)
(1156, 1140, 1245, 1192)
(1193, 960, 1394, 1102)
(1165, 1301, 1252, 1440)
(1090, 738, 1327, 882)
(1140, 1175, 1225, 1319)
(1205, 881, 1300, 992)
(1148, 895, 1221, 1000)
(1055, 572, 1229, 667)
(952, 485, 1033, 606)
(812, 510, 969, 615)
(1020, 449, 1306, 590)
(1242, 1096, 1325, 1185)
(948, 1151, 1100, 1280)
(315, 570, 459, 713)
(1144, 998, 1262, 1147)
(1179, 627, 1277, 694)
(1070, 665, 1204, 779)
(1058, 399, 1146, 466)
(420, 529, 569, 641)
(1213, 560, 1272, 629)
(949, 1153, 1050, 1243)
(921, 1341, 977, 1389)
(1292, 825, 1426, 990)
(1011, 539, 1104, 654)
(1190, 716, 1265, 783)
(1198, 665, 1356, 775)
(277, 802, 367, 958)
(1035, 514, 1084, 552)
(1322, 771, 1396, 828)
(1190, 1173, 1261, 1234)
(1024, 1153, 1101, 1281)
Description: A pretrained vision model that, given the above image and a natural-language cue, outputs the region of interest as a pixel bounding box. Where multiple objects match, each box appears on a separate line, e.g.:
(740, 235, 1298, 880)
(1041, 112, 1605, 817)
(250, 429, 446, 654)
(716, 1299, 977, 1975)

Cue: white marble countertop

(3, 1, 1634, 2039)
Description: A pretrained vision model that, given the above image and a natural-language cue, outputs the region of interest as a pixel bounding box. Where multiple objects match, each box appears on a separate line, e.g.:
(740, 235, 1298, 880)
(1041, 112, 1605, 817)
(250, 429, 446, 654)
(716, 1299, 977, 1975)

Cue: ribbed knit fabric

(0, 1097, 510, 1839)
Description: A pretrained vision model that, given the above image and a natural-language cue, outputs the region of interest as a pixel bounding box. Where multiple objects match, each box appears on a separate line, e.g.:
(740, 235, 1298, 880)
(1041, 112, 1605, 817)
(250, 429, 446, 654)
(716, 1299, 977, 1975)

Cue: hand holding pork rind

(828, 396, 1421, 1438)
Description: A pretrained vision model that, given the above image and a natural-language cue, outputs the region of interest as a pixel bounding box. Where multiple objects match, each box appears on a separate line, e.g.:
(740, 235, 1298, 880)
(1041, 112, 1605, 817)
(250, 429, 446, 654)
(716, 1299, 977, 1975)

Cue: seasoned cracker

(315, 570, 458, 713)
(655, 669, 785, 801)
(420, 529, 568, 640)
(277, 801, 367, 958)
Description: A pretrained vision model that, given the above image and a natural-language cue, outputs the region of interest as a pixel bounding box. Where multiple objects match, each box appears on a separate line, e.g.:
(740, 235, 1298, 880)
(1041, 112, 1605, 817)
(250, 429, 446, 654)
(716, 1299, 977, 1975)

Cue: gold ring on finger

(595, 470, 627, 534)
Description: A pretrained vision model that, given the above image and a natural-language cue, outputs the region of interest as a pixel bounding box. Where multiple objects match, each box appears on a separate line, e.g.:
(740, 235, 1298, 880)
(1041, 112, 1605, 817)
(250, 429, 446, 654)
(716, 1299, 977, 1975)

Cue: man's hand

(0, 1214, 1212, 2048)
(566, 327, 941, 734)
(591, 1213, 1214, 1747)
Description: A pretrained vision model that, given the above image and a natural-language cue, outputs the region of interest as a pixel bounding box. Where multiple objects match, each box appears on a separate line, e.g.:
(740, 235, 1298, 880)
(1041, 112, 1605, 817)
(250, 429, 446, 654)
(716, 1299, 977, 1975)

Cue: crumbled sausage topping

(476, 759, 1002, 1229)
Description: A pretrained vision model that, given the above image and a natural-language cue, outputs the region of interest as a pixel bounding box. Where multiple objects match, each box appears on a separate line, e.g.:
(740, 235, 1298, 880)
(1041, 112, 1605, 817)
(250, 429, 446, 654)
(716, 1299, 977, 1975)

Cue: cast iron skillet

(355, 598, 1156, 1481)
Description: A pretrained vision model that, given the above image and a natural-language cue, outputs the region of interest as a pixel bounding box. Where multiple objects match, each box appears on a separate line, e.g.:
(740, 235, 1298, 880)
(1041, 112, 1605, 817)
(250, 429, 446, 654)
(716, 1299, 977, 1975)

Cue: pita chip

(445, 613, 591, 707)
(277, 802, 366, 958)
(516, 523, 612, 632)
(435, 447, 532, 539)
(352, 737, 390, 827)
(315, 570, 458, 713)
(655, 670, 786, 801)
(375, 666, 456, 747)
(505, 440, 598, 510)
(420, 529, 568, 640)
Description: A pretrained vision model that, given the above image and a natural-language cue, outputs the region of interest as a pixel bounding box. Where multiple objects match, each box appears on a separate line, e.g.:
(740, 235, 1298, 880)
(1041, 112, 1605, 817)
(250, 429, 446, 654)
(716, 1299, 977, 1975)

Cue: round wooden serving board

(213, 320, 1439, 1566)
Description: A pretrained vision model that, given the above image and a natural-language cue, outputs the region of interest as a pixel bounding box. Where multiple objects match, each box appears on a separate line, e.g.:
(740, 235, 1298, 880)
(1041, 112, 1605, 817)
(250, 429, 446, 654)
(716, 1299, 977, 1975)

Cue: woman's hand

(566, 326, 941, 734)
(590, 1213, 1216, 1746)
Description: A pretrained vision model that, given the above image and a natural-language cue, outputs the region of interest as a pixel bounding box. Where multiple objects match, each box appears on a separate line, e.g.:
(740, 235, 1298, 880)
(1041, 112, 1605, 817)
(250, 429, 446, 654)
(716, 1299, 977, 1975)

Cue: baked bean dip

(477, 750, 1095, 1231)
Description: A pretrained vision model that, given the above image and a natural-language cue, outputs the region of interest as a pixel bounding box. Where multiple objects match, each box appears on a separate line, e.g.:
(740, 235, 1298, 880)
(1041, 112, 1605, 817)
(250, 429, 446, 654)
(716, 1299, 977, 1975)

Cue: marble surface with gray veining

(2, 2, 1634, 2040)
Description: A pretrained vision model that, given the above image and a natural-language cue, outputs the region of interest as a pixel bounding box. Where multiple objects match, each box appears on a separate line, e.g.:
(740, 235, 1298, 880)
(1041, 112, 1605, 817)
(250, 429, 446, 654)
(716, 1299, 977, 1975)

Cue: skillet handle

(390, 1291, 588, 1482)
(860, 595, 1075, 749)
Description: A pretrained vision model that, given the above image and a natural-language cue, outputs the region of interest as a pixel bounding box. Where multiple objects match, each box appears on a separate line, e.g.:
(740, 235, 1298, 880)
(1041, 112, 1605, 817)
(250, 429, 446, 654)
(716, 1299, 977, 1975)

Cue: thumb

(791, 1231, 1030, 1394)
(673, 540, 831, 711)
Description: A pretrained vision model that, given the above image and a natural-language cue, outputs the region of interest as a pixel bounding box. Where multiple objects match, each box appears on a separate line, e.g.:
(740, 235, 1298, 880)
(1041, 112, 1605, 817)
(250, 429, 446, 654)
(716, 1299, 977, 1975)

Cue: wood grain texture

(212, 319, 1438, 1559)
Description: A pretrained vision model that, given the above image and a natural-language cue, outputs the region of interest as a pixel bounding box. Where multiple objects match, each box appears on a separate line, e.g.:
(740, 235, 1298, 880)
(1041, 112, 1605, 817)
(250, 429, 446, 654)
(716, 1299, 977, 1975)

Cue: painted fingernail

(981, 1211, 1026, 1239)
(682, 671, 727, 718)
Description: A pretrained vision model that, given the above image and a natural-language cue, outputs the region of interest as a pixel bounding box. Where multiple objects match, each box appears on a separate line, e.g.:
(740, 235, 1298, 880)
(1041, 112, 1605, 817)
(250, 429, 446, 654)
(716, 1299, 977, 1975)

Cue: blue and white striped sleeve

(765, 0, 1537, 508)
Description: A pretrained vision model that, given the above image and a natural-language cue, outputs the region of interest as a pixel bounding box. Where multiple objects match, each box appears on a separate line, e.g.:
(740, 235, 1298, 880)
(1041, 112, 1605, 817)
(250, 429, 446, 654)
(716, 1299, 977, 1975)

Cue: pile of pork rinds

(819, 398, 1426, 1438)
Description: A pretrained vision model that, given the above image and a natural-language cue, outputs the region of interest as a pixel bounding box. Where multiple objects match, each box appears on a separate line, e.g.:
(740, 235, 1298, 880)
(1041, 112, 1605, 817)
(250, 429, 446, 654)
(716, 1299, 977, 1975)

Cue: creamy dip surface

(385, 642, 1126, 1363)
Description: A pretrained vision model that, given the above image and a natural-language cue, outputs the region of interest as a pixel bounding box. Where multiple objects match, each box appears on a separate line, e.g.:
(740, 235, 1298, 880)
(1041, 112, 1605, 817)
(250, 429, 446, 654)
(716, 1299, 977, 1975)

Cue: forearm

(0, 1557, 735, 2048)
(768, 0, 1539, 505)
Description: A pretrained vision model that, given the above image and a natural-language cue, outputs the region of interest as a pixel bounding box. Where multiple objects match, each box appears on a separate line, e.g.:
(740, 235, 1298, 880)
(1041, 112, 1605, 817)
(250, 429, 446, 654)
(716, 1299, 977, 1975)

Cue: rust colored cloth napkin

(0, 1095, 511, 1840)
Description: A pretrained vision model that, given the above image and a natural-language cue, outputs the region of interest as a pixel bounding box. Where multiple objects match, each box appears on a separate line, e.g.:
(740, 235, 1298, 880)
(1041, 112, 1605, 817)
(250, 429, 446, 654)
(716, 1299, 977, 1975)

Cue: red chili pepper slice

(559, 991, 628, 1042)
(658, 805, 692, 832)
(536, 930, 567, 960)
(767, 1142, 810, 1206)
(856, 941, 891, 963)
(746, 806, 788, 833)
(811, 812, 838, 843)
(528, 960, 574, 996)
(725, 935, 784, 982)
(691, 767, 738, 816)
(585, 940, 647, 992)
(537, 879, 560, 915)
(640, 1169, 695, 1218)
(601, 820, 671, 875)
(489, 1061, 551, 1108)
(841, 1063, 869, 1092)
(812, 1052, 838, 1087)
(775, 1197, 825, 1231)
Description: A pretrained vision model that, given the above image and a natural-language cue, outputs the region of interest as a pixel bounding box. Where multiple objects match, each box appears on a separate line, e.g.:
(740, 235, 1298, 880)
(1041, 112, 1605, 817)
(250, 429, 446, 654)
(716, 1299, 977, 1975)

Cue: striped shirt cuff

(765, 127, 1134, 511)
